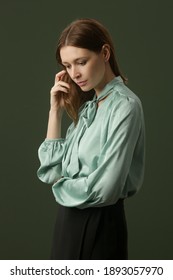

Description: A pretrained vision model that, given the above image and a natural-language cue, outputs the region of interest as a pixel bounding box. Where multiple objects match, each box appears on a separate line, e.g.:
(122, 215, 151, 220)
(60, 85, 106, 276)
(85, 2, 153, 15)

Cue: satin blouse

(37, 76, 145, 209)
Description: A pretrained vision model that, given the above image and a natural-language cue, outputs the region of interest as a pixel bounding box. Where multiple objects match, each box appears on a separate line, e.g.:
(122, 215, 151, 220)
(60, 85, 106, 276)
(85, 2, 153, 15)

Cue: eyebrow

(61, 57, 88, 65)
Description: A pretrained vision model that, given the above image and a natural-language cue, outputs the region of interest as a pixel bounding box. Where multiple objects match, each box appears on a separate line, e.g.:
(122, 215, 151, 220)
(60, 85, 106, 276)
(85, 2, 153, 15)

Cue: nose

(71, 66, 81, 80)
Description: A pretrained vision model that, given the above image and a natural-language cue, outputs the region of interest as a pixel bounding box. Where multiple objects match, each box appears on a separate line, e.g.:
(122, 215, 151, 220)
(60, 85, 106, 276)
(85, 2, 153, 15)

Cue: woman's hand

(50, 70, 70, 112)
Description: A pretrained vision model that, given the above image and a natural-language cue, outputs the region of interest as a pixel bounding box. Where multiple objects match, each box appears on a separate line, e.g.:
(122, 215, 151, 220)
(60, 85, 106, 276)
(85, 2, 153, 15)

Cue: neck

(95, 64, 116, 96)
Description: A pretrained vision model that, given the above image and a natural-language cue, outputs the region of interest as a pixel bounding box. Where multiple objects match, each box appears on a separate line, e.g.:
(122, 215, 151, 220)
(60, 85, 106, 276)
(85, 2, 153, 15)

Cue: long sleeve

(37, 138, 65, 184)
(52, 97, 145, 209)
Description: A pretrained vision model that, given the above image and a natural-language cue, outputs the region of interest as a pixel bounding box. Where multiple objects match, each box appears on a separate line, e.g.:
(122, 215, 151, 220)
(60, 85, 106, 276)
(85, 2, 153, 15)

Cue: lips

(77, 80, 87, 87)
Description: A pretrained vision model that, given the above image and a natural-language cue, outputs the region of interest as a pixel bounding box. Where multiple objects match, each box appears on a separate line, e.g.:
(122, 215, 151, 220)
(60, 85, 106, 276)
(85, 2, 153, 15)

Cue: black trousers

(51, 199, 128, 260)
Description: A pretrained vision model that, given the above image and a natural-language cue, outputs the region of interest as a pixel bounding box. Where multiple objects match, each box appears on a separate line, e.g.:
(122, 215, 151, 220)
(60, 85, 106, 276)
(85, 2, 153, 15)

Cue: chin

(81, 85, 94, 92)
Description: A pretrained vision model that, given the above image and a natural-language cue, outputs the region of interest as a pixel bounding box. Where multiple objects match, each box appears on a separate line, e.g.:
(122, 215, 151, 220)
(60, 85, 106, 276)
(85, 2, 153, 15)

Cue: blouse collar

(94, 76, 123, 102)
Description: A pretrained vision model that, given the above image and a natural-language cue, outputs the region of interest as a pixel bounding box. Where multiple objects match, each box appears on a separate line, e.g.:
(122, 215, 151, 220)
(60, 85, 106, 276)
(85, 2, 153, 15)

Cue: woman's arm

(46, 109, 63, 139)
(37, 70, 71, 183)
(37, 138, 65, 184)
(46, 70, 70, 139)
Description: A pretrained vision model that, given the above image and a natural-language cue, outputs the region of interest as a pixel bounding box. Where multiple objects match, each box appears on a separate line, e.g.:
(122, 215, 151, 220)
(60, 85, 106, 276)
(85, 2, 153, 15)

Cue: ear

(102, 44, 110, 62)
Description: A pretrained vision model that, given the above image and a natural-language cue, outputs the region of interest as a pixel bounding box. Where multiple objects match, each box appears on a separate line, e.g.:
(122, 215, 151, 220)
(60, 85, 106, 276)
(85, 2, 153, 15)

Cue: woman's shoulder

(113, 81, 141, 102)
(109, 83, 143, 118)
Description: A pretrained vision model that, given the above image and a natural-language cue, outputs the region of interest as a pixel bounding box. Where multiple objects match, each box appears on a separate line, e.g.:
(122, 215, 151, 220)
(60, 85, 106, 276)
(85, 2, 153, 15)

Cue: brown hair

(56, 18, 127, 124)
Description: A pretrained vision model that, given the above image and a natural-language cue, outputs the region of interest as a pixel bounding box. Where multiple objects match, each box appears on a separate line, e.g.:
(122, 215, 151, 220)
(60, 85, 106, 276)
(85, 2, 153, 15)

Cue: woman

(37, 18, 145, 260)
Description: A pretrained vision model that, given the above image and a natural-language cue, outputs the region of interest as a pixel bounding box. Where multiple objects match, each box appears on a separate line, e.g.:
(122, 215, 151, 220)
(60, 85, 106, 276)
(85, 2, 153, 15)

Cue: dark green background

(0, 0, 172, 259)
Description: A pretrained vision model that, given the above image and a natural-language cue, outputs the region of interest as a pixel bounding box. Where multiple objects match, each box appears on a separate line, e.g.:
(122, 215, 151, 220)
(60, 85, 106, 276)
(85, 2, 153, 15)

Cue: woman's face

(60, 46, 108, 95)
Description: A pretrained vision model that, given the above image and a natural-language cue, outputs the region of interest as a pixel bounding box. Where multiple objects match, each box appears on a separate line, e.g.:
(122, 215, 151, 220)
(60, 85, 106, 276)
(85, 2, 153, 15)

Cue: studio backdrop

(0, 0, 172, 259)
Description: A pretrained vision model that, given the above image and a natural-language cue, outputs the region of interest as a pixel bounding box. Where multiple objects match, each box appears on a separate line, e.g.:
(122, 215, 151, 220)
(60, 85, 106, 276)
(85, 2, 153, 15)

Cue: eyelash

(78, 61, 87, 66)
(64, 61, 87, 69)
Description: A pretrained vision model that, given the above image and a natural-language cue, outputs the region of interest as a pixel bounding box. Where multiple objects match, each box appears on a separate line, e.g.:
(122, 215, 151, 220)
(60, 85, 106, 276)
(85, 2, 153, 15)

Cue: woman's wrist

(46, 108, 63, 139)
(49, 107, 64, 118)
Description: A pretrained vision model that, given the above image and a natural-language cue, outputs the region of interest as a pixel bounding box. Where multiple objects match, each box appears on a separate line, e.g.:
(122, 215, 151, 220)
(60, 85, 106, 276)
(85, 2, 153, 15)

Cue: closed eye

(77, 61, 87, 66)
(63, 64, 71, 69)
(62, 60, 87, 70)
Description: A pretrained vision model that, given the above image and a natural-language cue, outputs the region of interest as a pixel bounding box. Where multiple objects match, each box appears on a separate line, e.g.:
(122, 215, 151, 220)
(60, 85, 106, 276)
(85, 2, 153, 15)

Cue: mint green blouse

(37, 77, 145, 209)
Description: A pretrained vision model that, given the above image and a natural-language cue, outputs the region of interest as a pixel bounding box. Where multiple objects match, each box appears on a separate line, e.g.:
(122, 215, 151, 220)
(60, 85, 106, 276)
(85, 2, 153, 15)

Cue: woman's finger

(54, 70, 66, 84)
(51, 84, 69, 94)
(58, 80, 70, 89)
